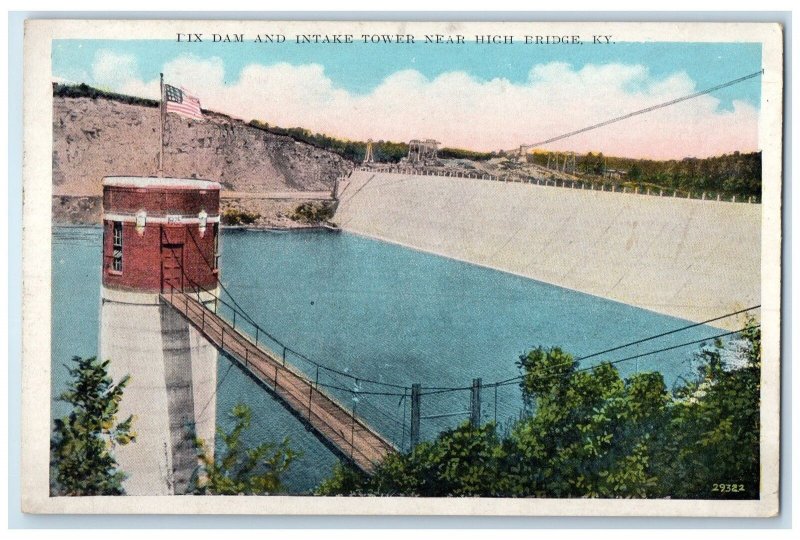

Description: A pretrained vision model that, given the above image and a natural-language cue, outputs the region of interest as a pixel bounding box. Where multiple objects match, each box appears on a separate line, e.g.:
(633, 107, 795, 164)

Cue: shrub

(292, 201, 335, 224)
(221, 208, 261, 226)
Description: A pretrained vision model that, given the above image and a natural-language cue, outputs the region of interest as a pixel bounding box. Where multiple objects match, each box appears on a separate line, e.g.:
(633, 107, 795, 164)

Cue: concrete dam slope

(334, 171, 761, 331)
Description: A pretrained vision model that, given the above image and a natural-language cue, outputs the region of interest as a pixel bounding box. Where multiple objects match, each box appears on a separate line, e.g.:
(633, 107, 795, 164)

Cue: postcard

(21, 19, 783, 516)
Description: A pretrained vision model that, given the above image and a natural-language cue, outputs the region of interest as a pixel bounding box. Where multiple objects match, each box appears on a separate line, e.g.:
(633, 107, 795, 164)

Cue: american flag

(164, 84, 202, 120)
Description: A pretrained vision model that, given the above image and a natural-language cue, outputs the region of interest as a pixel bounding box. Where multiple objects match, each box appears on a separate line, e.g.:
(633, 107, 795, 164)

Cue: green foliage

(517, 346, 577, 399)
(438, 147, 493, 161)
(53, 82, 159, 108)
(192, 404, 298, 495)
(654, 318, 761, 499)
(250, 120, 386, 163)
(292, 201, 336, 224)
(251, 121, 415, 164)
(370, 140, 410, 163)
(317, 422, 506, 496)
(316, 462, 370, 496)
(628, 163, 642, 181)
(221, 208, 261, 226)
(50, 356, 135, 496)
(509, 351, 669, 498)
(527, 150, 762, 200)
(319, 325, 761, 499)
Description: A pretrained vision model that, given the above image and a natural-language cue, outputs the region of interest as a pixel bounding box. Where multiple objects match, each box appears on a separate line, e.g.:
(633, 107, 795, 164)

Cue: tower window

(112, 221, 123, 272)
(213, 223, 220, 270)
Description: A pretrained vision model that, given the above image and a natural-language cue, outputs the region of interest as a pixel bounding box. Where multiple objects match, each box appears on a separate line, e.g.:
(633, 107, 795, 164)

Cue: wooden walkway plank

(160, 290, 396, 472)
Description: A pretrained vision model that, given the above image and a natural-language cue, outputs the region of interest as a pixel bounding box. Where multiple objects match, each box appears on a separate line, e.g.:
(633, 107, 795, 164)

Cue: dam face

(334, 171, 761, 329)
(98, 177, 221, 495)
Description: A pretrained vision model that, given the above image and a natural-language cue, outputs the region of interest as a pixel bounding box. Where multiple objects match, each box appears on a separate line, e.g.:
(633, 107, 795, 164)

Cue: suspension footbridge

(160, 229, 759, 475)
(160, 287, 396, 473)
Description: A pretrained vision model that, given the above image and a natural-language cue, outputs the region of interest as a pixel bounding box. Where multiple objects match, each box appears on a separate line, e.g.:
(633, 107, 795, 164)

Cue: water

(52, 226, 728, 493)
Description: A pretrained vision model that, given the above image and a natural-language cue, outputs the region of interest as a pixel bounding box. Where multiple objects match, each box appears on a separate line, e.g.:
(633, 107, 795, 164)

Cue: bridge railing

(175, 285, 412, 453)
(164, 287, 402, 469)
(166, 231, 531, 456)
(299, 361, 411, 451)
(170, 281, 536, 454)
(357, 166, 760, 204)
(176, 283, 529, 454)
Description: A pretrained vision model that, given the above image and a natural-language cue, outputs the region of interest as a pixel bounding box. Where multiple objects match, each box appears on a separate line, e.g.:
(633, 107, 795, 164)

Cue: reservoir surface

(52, 226, 730, 493)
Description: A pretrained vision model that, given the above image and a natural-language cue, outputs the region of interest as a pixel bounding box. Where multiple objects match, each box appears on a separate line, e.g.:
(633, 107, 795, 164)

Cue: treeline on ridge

(528, 150, 762, 200)
(248, 120, 492, 163)
(53, 82, 160, 108)
(53, 83, 761, 199)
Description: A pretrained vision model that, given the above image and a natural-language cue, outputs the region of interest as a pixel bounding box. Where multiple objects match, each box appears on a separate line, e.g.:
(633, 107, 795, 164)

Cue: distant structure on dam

(405, 139, 440, 165)
(98, 177, 221, 495)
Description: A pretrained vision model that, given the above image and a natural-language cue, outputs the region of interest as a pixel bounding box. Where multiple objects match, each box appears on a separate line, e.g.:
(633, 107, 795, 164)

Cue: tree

(594, 152, 606, 175)
(323, 421, 509, 497)
(317, 325, 761, 499)
(509, 348, 669, 498)
(653, 321, 761, 499)
(191, 403, 298, 495)
(628, 164, 642, 182)
(50, 356, 135, 496)
(292, 201, 335, 224)
(317, 422, 506, 497)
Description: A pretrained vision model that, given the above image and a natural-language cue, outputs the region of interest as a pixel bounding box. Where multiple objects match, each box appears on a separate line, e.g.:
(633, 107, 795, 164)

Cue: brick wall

(102, 185, 220, 292)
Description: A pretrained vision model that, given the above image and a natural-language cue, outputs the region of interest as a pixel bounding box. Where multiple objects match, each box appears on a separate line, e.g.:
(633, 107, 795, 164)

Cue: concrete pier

(100, 288, 218, 495)
(97, 176, 221, 494)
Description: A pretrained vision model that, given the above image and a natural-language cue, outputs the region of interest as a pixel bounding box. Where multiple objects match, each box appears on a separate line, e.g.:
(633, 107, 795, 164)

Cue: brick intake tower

(98, 177, 221, 495)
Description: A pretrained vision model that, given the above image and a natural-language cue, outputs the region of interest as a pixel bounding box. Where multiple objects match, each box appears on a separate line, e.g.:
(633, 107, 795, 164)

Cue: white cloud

(92, 50, 139, 90)
(52, 70, 90, 85)
(164, 55, 226, 96)
(88, 54, 759, 160)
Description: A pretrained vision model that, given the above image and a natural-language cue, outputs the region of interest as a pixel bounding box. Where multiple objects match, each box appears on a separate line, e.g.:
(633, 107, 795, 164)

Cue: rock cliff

(52, 95, 354, 197)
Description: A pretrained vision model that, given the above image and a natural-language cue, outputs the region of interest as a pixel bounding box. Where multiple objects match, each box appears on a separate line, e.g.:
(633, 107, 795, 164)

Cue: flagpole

(158, 72, 164, 177)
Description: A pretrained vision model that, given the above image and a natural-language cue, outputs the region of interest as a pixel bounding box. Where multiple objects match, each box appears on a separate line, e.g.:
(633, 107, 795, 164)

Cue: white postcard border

(21, 19, 784, 517)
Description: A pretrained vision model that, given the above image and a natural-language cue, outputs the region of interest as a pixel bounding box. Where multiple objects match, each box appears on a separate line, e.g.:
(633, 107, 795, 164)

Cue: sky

(52, 39, 763, 159)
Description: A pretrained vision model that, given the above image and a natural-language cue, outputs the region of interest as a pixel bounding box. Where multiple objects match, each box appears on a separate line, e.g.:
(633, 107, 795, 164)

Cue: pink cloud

(103, 53, 758, 160)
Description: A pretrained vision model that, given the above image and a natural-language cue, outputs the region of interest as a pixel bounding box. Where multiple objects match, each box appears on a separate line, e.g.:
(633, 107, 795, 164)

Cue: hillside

(52, 87, 354, 201)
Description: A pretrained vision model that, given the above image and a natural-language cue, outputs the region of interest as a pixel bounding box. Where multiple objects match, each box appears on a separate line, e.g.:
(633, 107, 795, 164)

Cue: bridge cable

(489, 323, 759, 389)
(195, 358, 235, 423)
(483, 324, 758, 389)
(180, 229, 412, 391)
(420, 304, 760, 391)
(178, 277, 411, 391)
(163, 238, 411, 447)
(172, 231, 760, 405)
(435, 323, 758, 395)
(516, 69, 763, 152)
(572, 324, 759, 375)
(488, 324, 761, 394)
(186, 227, 260, 328)
(419, 311, 760, 395)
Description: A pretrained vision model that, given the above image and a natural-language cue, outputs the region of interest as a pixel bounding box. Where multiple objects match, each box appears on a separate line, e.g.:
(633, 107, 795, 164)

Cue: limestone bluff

(52, 86, 352, 227)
